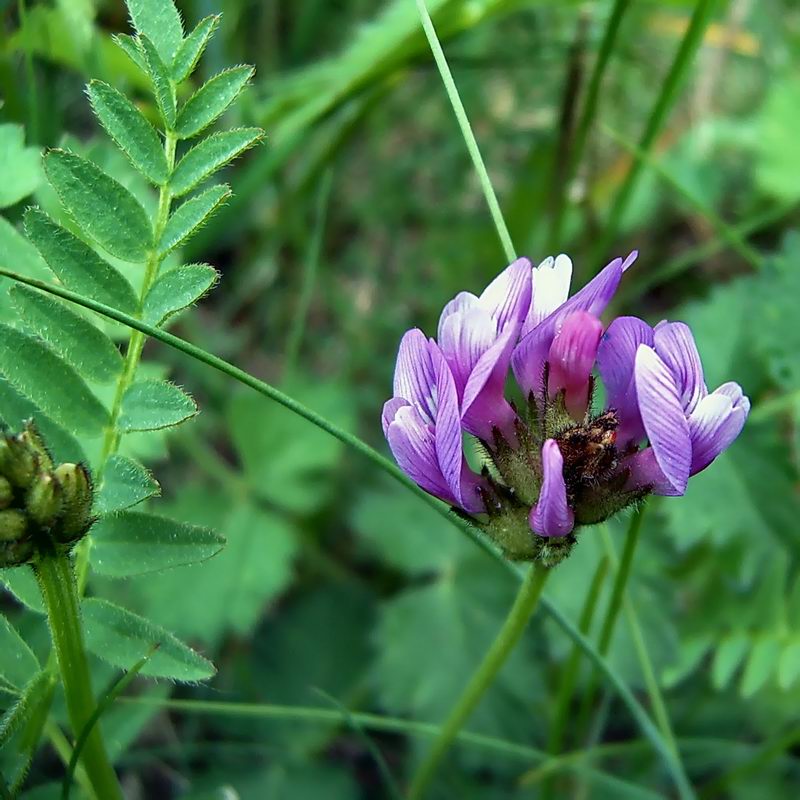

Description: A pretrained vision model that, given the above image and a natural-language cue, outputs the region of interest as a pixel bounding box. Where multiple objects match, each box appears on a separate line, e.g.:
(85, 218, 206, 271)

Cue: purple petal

(438, 306, 497, 396)
(462, 326, 518, 441)
(597, 316, 654, 445)
(386, 404, 456, 504)
(512, 322, 553, 399)
(560, 255, 625, 319)
(393, 329, 437, 421)
(688, 382, 750, 474)
(621, 250, 638, 271)
(524, 254, 573, 333)
(624, 447, 684, 497)
(634, 345, 692, 495)
(530, 440, 574, 537)
(382, 397, 409, 437)
(479, 257, 533, 333)
(548, 311, 603, 419)
(653, 321, 707, 414)
(437, 291, 479, 340)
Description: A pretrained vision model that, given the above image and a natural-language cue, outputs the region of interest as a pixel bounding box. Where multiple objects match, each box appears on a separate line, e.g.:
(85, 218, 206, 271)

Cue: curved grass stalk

(0, 265, 692, 798)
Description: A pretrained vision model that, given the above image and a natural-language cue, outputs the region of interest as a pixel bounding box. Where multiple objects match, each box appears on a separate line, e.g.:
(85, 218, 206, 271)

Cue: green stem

(414, 0, 516, 262)
(407, 564, 550, 799)
(597, 0, 720, 258)
(549, 0, 631, 246)
(575, 506, 645, 738)
(34, 555, 122, 800)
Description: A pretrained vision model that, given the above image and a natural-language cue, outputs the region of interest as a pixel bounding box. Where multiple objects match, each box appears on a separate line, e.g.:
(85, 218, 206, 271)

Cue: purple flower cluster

(383, 253, 749, 564)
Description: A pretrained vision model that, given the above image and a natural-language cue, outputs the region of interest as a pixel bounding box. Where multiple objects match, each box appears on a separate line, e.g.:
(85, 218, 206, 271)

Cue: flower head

(383, 252, 748, 566)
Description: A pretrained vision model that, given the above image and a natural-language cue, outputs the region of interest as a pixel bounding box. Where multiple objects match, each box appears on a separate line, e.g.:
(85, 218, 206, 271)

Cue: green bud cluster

(0, 421, 94, 568)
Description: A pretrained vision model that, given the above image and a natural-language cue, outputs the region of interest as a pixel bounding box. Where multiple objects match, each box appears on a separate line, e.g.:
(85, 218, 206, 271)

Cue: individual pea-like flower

(382, 252, 748, 567)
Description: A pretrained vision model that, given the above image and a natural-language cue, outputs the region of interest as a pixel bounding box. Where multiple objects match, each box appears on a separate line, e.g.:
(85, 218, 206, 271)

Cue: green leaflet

(43, 149, 153, 262)
(127, 0, 183, 63)
(169, 128, 263, 197)
(90, 511, 225, 577)
(0, 217, 50, 283)
(82, 598, 215, 681)
(87, 80, 169, 185)
(138, 35, 177, 129)
(0, 124, 41, 209)
(112, 33, 147, 72)
(118, 379, 197, 432)
(9, 286, 123, 384)
(23, 208, 138, 313)
(142, 264, 219, 326)
(158, 185, 230, 255)
(0, 569, 43, 614)
(172, 15, 220, 83)
(94, 454, 160, 515)
(0, 323, 108, 436)
(174, 66, 254, 139)
(0, 615, 39, 691)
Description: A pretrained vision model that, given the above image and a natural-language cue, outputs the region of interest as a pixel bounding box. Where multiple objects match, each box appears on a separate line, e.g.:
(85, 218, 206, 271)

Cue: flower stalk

(407, 563, 551, 799)
(34, 554, 122, 800)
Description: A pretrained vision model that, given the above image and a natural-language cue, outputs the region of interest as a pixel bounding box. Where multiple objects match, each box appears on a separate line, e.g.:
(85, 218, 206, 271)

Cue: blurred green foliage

(1, 0, 800, 798)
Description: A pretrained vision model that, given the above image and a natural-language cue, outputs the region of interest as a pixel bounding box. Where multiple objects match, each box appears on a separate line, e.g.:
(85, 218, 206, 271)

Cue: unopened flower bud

(0, 477, 12, 509)
(54, 463, 94, 542)
(0, 509, 32, 568)
(26, 473, 62, 527)
(0, 435, 37, 488)
(19, 420, 54, 472)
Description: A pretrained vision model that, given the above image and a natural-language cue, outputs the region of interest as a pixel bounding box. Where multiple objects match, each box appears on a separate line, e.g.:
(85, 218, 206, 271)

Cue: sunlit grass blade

(414, 0, 516, 262)
(62, 647, 158, 800)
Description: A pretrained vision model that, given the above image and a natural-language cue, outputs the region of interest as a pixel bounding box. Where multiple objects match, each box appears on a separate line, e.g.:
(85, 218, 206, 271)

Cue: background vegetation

(1, 0, 799, 797)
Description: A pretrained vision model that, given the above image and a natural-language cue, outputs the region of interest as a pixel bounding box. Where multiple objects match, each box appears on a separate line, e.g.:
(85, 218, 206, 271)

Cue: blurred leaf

(129, 491, 297, 645)
(0, 125, 41, 209)
(711, 633, 749, 691)
(91, 511, 224, 577)
(175, 66, 254, 139)
(0, 615, 39, 691)
(127, 0, 184, 63)
(43, 150, 152, 262)
(172, 15, 220, 83)
(0, 323, 108, 436)
(229, 381, 355, 514)
(82, 598, 215, 681)
(158, 185, 231, 255)
(94, 454, 160, 515)
(87, 80, 169, 185)
(142, 264, 218, 326)
(169, 129, 263, 197)
(23, 209, 138, 313)
(740, 635, 782, 698)
(755, 75, 800, 202)
(778, 639, 800, 690)
(118, 379, 197, 432)
(9, 286, 123, 384)
(139, 35, 177, 128)
(0, 570, 43, 614)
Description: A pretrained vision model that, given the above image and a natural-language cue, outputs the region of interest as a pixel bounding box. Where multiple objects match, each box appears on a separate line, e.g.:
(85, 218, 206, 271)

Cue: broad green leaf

(0, 377, 85, 465)
(0, 323, 108, 435)
(172, 15, 220, 83)
(169, 128, 262, 197)
(23, 208, 138, 313)
(90, 511, 224, 577)
(0, 615, 39, 691)
(143, 264, 218, 325)
(129, 493, 297, 646)
(711, 633, 749, 690)
(740, 635, 782, 697)
(778, 639, 800, 690)
(9, 286, 123, 384)
(82, 598, 215, 681)
(43, 149, 152, 262)
(112, 33, 146, 71)
(138, 34, 176, 129)
(0, 569, 43, 614)
(174, 66, 254, 139)
(0, 124, 41, 208)
(127, 0, 183, 63)
(0, 671, 54, 777)
(95, 454, 160, 515)
(87, 80, 169, 185)
(158, 185, 230, 255)
(118, 379, 197, 432)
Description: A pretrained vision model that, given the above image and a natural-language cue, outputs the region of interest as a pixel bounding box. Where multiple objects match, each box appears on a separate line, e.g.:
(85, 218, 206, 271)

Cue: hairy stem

(407, 563, 550, 799)
(34, 555, 122, 800)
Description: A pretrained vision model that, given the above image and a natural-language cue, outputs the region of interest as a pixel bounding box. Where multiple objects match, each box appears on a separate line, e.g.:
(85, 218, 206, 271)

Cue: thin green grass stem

(597, 0, 720, 258)
(407, 564, 551, 800)
(414, 0, 516, 262)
